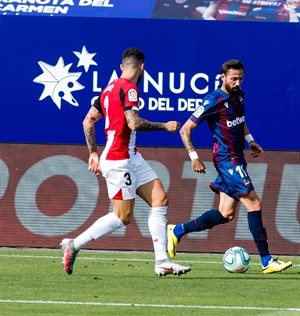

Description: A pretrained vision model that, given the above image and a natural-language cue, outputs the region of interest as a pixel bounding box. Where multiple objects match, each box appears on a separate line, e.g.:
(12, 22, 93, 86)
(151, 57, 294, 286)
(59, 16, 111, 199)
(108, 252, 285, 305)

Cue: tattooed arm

(82, 106, 103, 175)
(179, 119, 198, 153)
(180, 119, 206, 174)
(83, 106, 103, 153)
(125, 109, 180, 132)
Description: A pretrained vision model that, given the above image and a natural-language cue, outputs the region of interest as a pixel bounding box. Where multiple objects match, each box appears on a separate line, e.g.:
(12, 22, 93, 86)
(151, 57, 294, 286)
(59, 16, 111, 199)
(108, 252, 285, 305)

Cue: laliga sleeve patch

(193, 106, 204, 118)
(128, 89, 138, 102)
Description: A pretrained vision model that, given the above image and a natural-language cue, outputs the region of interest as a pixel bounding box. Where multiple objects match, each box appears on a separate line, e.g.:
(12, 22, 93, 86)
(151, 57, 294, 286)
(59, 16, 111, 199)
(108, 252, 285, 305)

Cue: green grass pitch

(0, 248, 299, 316)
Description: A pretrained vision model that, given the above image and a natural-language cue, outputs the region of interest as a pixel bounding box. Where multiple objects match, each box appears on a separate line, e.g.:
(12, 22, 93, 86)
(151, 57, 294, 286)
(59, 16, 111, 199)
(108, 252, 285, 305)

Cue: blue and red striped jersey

(189, 86, 246, 166)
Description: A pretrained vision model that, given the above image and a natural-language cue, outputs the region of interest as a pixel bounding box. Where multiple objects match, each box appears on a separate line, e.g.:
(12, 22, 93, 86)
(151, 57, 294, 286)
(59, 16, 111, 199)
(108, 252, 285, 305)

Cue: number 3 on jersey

(124, 172, 132, 185)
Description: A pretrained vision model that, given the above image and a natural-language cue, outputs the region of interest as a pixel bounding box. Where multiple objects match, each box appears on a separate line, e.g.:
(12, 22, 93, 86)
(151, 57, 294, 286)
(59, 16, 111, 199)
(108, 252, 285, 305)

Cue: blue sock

(261, 255, 272, 267)
(247, 210, 272, 266)
(174, 209, 228, 239)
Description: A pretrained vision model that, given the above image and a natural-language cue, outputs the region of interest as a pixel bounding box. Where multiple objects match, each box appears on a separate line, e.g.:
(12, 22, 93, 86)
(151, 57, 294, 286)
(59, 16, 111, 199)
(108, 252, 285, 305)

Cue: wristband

(245, 134, 254, 144)
(189, 151, 199, 160)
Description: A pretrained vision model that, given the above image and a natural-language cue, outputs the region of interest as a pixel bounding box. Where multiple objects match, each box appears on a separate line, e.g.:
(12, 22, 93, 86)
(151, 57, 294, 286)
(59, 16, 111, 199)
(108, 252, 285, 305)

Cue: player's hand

(88, 152, 101, 176)
(164, 121, 181, 132)
(249, 141, 264, 158)
(192, 159, 206, 174)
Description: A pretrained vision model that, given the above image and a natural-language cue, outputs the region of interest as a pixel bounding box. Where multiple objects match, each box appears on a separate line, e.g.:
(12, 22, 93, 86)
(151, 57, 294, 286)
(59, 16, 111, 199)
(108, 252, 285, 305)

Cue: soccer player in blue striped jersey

(167, 59, 292, 274)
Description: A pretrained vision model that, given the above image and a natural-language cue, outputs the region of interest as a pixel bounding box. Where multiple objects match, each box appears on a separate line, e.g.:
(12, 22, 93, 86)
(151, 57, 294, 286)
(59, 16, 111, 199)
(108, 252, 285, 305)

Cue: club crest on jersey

(244, 179, 251, 187)
(193, 106, 204, 118)
(128, 89, 138, 102)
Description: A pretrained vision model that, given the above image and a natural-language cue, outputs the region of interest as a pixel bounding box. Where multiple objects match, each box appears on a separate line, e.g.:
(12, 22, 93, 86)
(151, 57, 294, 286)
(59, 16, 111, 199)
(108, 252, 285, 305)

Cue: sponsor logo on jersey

(193, 105, 204, 118)
(128, 89, 138, 102)
(226, 116, 245, 127)
(203, 100, 210, 106)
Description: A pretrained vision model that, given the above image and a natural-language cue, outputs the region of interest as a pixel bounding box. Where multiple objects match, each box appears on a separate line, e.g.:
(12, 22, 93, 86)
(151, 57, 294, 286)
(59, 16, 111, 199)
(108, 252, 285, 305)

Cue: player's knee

(119, 215, 132, 225)
(244, 190, 262, 210)
(220, 209, 236, 221)
(152, 195, 169, 208)
(161, 196, 169, 207)
(226, 214, 235, 221)
(244, 198, 262, 212)
(254, 199, 262, 210)
(116, 211, 133, 225)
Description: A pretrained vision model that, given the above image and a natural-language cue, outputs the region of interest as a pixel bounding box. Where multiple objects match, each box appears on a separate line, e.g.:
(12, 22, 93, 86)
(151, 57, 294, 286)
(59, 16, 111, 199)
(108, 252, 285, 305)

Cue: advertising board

(1, 15, 300, 150)
(1, 143, 299, 254)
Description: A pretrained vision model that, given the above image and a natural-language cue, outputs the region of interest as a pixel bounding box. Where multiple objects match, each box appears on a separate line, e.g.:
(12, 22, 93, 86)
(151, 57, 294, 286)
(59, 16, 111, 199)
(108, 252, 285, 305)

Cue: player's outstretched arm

(125, 109, 180, 132)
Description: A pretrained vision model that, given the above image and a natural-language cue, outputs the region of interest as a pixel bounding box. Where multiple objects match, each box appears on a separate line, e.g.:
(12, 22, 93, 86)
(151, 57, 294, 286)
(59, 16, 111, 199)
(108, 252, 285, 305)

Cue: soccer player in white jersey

(60, 47, 191, 277)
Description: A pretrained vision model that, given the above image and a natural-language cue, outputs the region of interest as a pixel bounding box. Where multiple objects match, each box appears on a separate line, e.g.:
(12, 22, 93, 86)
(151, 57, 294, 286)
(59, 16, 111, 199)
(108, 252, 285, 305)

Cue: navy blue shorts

(209, 163, 255, 201)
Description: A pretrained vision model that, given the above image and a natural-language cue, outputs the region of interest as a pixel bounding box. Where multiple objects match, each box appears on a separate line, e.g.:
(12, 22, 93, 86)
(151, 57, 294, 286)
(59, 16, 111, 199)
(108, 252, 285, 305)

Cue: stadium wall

(1, 143, 299, 255)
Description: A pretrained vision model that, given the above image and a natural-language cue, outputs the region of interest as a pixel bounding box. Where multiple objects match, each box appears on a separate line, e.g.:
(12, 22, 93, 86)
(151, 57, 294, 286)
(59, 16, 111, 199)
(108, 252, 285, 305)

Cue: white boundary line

(0, 254, 258, 265)
(0, 299, 300, 312)
(0, 253, 299, 266)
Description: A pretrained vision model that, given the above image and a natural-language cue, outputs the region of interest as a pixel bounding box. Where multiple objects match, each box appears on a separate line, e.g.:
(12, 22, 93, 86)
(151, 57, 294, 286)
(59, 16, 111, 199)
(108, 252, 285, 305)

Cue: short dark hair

(122, 48, 145, 68)
(221, 59, 244, 74)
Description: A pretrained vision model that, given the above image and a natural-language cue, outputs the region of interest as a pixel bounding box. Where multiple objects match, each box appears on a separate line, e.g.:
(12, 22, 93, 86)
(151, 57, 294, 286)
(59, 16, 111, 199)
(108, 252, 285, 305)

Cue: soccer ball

(223, 246, 251, 273)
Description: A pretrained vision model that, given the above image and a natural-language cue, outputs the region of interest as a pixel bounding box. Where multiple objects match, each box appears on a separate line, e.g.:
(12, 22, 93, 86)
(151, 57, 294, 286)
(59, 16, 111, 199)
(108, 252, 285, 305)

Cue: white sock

(148, 206, 168, 262)
(74, 212, 125, 250)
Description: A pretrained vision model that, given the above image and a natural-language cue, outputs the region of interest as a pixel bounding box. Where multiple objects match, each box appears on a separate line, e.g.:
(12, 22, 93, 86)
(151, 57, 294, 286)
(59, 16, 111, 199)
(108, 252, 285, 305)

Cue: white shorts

(100, 152, 158, 200)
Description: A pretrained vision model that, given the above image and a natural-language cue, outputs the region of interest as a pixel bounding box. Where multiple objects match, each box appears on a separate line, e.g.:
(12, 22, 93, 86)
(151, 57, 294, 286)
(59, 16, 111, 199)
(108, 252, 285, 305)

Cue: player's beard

(225, 83, 240, 95)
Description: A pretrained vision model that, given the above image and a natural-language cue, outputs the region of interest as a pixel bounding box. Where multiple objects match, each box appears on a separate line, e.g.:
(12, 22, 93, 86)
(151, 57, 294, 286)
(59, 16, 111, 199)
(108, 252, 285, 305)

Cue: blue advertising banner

(1, 15, 300, 150)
